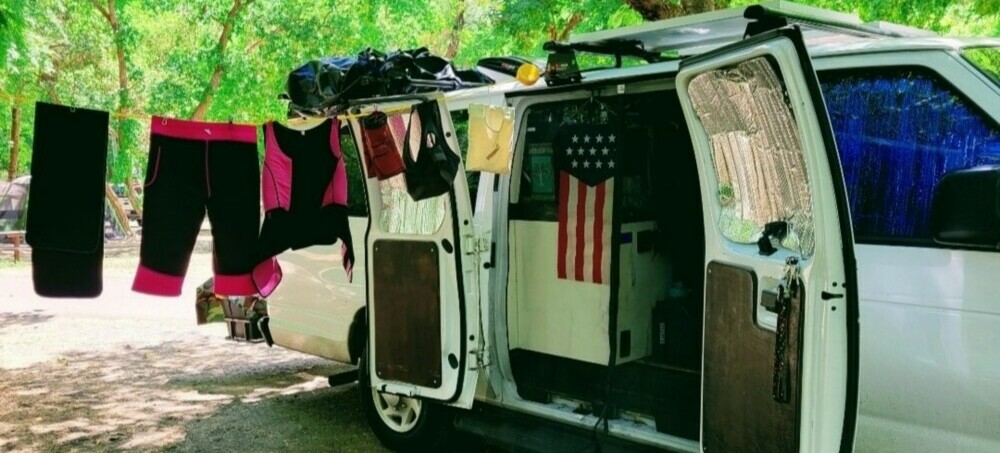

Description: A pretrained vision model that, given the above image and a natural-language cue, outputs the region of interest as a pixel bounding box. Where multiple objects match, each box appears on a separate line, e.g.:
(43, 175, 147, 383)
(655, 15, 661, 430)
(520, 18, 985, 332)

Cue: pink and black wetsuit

(253, 118, 354, 296)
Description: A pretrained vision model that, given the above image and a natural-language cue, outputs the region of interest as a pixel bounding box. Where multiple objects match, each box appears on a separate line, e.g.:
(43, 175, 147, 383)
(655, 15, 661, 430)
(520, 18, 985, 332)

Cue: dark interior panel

(372, 239, 442, 388)
(509, 349, 701, 440)
(702, 261, 803, 453)
(506, 88, 707, 443)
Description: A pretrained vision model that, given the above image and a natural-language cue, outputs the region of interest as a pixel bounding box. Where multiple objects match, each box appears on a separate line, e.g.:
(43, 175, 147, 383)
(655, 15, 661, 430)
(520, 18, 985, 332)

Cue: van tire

(358, 347, 454, 452)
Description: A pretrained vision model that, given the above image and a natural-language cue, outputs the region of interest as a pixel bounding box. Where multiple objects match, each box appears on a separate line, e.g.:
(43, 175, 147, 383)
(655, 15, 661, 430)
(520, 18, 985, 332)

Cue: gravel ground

(0, 245, 388, 453)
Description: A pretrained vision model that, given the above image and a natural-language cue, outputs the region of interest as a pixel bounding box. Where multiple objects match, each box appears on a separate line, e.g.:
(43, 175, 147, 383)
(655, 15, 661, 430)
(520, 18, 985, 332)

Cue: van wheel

(359, 349, 454, 451)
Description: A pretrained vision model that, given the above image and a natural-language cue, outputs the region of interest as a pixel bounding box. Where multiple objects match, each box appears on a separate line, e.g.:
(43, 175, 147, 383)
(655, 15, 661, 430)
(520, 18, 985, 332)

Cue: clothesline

(0, 91, 155, 121)
(0, 91, 434, 124)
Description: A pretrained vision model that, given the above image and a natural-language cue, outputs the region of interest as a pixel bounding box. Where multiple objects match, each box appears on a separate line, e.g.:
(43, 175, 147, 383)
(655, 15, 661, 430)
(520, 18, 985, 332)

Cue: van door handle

(761, 290, 780, 314)
(821, 291, 844, 300)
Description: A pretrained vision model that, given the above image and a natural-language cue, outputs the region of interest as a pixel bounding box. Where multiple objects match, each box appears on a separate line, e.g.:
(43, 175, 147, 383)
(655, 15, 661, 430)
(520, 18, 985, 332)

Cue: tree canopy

(1, 0, 997, 182)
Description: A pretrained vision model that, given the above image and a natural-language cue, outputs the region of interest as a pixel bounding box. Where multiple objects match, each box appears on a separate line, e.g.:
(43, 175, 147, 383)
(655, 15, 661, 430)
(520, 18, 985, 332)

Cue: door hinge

(469, 348, 490, 370)
(463, 235, 491, 255)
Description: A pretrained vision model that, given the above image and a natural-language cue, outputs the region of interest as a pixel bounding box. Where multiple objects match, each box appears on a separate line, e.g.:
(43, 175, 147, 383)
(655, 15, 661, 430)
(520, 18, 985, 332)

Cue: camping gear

(133, 116, 260, 297)
(26, 102, 109, 298)
(195, 278, 268, 342)
(360, 111, 406, 179)
(284, 47, 492, 117)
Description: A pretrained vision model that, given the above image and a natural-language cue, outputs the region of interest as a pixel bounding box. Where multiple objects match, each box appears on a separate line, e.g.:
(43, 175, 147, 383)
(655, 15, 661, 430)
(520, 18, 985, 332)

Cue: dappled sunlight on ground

(0, 250, 384, 452)
(0, 325, 359, 451)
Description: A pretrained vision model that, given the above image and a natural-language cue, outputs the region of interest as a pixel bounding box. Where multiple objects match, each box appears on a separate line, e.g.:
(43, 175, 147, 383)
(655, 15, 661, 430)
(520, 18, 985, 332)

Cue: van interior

(505, 86, 707, 440)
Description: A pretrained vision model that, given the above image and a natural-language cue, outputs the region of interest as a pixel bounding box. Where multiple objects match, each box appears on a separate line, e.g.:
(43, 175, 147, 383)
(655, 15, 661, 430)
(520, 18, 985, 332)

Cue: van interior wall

(506, 88, 705, 440)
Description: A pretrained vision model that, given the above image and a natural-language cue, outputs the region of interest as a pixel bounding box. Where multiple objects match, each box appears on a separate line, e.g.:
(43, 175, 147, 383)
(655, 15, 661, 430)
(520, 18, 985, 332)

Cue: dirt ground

(0, 245, 388, 453)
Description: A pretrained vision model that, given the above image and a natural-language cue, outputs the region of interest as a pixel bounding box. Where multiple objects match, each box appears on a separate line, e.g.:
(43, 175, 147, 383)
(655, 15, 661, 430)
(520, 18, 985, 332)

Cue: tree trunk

(7, 105, 19, 181)
(444, 1, 466, 59)
(105, 183, 132, 236)
(683, 0, 719, 14)
(624, 0, 680, 21)
(624, 0, 719, 21)
(128, 183, 143, 220)
(547, 12, 584, 41)
(93, 0, 133, 183)
(190, 0, 253, 120)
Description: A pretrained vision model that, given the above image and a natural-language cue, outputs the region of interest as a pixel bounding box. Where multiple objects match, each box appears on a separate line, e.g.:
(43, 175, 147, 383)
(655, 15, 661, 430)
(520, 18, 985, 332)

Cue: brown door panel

(372, 239, 443, 388)
(702, 261, 803, 452)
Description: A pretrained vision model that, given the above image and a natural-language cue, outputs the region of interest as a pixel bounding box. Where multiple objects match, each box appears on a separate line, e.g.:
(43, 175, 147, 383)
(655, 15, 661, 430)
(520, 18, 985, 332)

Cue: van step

(327, 369, 359, 387)
(454, 405, 662, 453)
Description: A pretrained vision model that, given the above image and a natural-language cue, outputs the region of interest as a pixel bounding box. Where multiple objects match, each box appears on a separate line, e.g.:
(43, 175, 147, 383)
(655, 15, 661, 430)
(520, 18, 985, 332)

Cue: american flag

(554, 124, 618, 284)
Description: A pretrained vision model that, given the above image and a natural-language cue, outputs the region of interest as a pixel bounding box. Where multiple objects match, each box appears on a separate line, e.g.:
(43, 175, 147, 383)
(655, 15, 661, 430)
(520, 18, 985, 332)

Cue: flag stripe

(557, 172, 570, 279)
(600, 180, 613, 282)
(575, 179, 587, 281)
(592, 182, 606, 283)
(582, 181, 596, 281)
(565, 174, 579, 279)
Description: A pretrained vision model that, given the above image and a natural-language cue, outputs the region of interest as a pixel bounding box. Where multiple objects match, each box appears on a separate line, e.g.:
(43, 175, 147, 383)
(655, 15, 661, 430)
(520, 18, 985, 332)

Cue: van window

(819, 67, 1000, 244)
(511, 95, 662, 222)
(367, 113, 447, 236)
(687, 57, 815, 256)
(450, 110, 479, 210)
(340, 126, 369, 217)
(513, 101, 570, 220)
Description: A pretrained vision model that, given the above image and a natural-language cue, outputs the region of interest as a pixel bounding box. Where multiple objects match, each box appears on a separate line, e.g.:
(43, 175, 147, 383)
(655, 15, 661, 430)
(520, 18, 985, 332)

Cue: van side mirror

(930, 165, 1000, 250)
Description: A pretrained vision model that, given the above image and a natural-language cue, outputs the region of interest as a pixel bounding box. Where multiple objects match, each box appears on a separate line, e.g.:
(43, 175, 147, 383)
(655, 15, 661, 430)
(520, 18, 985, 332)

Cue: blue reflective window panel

(818, 68, 1000, 243)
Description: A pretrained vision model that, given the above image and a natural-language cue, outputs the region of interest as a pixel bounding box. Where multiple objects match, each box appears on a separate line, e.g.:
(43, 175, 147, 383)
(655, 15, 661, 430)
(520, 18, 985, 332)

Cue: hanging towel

(25, 102, 109, 298)
(466, 103, 514, 174)
(403, 100, 460, 201)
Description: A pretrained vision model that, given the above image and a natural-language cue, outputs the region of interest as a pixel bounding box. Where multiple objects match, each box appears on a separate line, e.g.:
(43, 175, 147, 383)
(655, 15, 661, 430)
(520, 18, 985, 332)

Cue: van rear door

(351, 98, 480, 408)
(675, 27, 859, 452)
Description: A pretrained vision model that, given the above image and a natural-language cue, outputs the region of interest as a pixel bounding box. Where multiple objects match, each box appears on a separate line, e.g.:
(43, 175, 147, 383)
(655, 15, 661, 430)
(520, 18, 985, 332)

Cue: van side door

(676, 27, 859, 452)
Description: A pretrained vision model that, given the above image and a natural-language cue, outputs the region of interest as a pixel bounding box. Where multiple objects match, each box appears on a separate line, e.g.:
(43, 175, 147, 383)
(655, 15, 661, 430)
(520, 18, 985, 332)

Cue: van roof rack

(568, 1, 936, 56)
(542, 40, 664, 66)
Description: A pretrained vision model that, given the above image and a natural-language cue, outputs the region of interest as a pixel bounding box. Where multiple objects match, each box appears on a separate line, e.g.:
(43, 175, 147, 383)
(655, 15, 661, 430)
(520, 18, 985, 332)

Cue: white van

(260, 3, 1000, 452)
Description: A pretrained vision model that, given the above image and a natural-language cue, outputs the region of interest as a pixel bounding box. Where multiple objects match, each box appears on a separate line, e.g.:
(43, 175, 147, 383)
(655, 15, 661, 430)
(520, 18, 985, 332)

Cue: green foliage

(0, 1, 23, 68)
(0, 0, 997, 183)
(964, 47, 1000, 84)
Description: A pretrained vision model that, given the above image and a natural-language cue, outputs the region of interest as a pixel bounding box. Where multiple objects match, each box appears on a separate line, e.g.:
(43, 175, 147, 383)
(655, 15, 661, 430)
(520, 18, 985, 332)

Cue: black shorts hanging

(25, 102, 109, 298)
(403, 100, 460, 201)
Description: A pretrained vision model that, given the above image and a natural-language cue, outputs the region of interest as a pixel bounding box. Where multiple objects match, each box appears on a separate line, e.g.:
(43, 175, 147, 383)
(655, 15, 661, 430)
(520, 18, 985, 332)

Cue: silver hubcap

(372, 389, 422, 433)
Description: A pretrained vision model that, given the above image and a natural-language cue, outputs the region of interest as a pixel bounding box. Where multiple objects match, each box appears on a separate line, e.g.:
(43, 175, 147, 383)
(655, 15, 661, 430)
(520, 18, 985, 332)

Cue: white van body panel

(853, 245, 1000, 452)
(265, 217, 368, 364)
(811, 50, 1000, 453)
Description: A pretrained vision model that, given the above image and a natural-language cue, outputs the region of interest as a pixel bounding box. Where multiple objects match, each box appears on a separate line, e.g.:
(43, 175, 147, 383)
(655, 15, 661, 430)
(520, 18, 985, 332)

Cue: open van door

(350, 97, 481, 409)
(676, 28, 858, 452)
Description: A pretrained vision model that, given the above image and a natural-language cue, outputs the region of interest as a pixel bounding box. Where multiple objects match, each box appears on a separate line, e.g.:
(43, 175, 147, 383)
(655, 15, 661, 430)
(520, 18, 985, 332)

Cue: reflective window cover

(688, 56, 815, 256)
(819, 67, 1000, 243)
